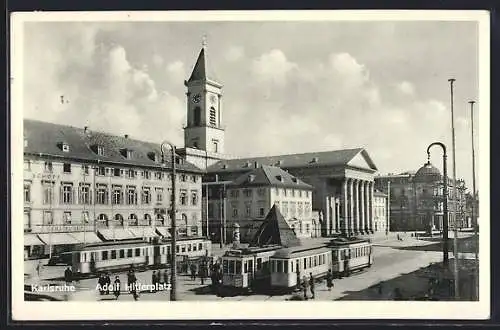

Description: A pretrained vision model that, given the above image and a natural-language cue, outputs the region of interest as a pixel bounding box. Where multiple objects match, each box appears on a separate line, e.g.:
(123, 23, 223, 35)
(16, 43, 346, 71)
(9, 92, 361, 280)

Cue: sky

(21, 19, 480, 192)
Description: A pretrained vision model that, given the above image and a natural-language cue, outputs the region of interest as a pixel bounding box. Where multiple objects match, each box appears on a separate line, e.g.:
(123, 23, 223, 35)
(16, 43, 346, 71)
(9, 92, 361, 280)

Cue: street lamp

(427, 142, 449, 266)
(469, 100, 478, 263)
(161, 141, 177, 301)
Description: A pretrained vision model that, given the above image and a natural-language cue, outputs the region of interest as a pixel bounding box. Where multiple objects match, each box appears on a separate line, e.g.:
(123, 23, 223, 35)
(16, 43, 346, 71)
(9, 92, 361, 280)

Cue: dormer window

(147, 152, 158, 162)
(121, 148, 133, 159)
(92, 144, 104, 156)
(291, 177, 298, 184)
(57, 142, 70, 152)
(248, 174, 256, 183)
(276, 175, 284, 182)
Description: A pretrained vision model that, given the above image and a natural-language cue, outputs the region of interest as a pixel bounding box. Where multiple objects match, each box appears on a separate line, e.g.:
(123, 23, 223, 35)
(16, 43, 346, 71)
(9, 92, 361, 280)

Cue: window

(62, 163, 71, 173)
(112, 186, 123, 205)
(299, 190, 302, 198)
(128, 169, 136, 179)
(306, 223, 310, 232)
(209, 107, 217, 126)
(24, 160, 31, 171)
(135, 248, 141, 257)
(97, 145, 104, 156)
(257, 188, 265, 196)
(62, 184, 73, 204)
(82, 165, 89, 175)
(114, 168, 121, 177)
(111, 250, 117, 259)
(79, 184, 90, 204)
(82, 211, 89, 224)
(191, 191, 198, 205)
(284, 261, 288, 273)
(155, 172, 162, 180)
(230, 190, 240, 198)
(127, 249, 133, 257)
(232, 208, 238, 218)
(144, 171, 151, 180)
(24, 184, 31, 203)
(96, 185, 107, 204)
(43, 211, 53, 225)
(180, 174, 187, 182)
(156, 188, 163, 203)
(63, 212, 71, 224)
(292, 189, 295, 197)
(213, 140, 219, 153)
(44, 161, 53, 172)
(97, 167, 106, 176)
(142, 188, 151, 204)
(42, 182, 54, 204)
(191, 175, 197, 183)
(259, 208, 265, 217)
(102, 251, 108, 260)
(119, 250, 125, 258)
(127, 186, 137, 205)
(283, 189, 287, 197)
(244, 189, 252, 198)
(180, 190, 188, 205)
(245, 203, 251, 217)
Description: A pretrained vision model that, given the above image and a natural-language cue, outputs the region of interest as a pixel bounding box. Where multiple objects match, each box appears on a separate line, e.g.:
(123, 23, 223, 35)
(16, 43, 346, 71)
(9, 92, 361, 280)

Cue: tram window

(193, 244, 197, 251)
(284, 261, 288, 273)
(167, 246, 171, 254)
(308, 257, 312, 268)
(248, 260, 253, 273)
(199, 243, 203, 250)
(290, 260, 294, 273)
(135, 248, 140, 257)
(111, 250, 117, 259)
(176, 246, 180, 253)
(188, 244, 192, 252)
(102, 251, 108, 260)
(229, 260, 235, 274)
(181, 246, 186, 253)
(223, 260, 228, 273)
(303, 258, 306, 269)
(235, 261, 242, 274)
(257, 258, 262, 270)
(127, 249, 132, 257)
(244, 261, 248, 273)
(119, 249, 125, 258)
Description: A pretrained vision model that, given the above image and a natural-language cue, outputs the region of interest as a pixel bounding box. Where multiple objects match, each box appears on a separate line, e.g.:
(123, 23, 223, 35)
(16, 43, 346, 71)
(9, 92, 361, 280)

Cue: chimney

(124, 134, 129, 139)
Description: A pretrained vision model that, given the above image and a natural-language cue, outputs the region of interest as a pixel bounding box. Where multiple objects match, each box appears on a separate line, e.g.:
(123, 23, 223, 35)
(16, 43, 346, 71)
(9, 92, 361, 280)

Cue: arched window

(114, 214, 124, 227)
(179, 213, 188, 236)
(194, 107, 201, 126)
(209, 107, 216, 126)
(98, 214, 108, 227)
(129, 214, 138, 226)
(145, 214, 152, 226)
(156, 213, 164, 226)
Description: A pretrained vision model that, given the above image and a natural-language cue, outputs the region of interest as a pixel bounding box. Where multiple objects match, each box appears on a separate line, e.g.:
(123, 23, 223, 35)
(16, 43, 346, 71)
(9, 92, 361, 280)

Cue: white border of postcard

(11, 10, 490, 320)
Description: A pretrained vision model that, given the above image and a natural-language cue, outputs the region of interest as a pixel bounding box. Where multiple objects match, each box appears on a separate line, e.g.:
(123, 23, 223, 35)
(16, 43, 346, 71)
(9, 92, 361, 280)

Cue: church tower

(178, 39, 229, 170)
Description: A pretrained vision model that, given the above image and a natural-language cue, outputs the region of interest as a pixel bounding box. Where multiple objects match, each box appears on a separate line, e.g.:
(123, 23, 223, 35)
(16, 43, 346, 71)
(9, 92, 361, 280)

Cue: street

(25, 241, 444, 301)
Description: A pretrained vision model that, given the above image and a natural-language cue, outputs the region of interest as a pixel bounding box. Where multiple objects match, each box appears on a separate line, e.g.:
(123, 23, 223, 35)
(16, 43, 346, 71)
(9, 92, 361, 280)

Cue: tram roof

(223, 244, 282, 256)
(75, 239, 151, 251)
(327, 237, 370, 246)
(271, 245, 331, 259)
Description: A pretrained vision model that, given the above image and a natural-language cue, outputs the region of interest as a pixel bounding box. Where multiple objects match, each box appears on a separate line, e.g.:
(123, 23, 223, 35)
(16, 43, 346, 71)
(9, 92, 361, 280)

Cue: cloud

(152, 54, 164, 67)
(225, 46, 244, 62)
(251, 49, 297, 86)
(166, 60, 186, 82)
(397, 81, 416, 96)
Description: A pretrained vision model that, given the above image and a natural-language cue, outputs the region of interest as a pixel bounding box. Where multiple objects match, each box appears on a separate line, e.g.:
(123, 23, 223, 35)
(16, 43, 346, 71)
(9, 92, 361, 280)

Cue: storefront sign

(36, 173, 61, 180)
(38, 225, 93, 233)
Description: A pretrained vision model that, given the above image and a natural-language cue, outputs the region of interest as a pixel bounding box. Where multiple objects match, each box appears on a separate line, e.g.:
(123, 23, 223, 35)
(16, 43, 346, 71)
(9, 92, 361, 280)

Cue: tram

(328, 237, 373, 276)
(71, 236, 212, 276)
(220, 245, 282, 291)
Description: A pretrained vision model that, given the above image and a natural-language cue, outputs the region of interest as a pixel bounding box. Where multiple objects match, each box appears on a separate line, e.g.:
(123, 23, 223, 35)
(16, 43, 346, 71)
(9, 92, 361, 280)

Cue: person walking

(302, 276, 309, 300)
(64, 267, 73, 285)
(326, 269, 334, 291)
(36, 260, 42, 278)
(113, 275, 121, 300)
(104, 273, 111, 295)
(309, 273, 315, 299)
(129, 270, 139, 301)
(152, 271, 158, 293)
(295, 269, 301, 292)
(190, 263, 197, 280)
(199, 265, 205, 285)
(343, 258, 350, 277)
(98, 274, 105, 295)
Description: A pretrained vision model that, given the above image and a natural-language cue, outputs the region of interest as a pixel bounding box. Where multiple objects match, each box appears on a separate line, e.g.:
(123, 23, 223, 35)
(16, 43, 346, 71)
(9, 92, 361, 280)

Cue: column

(336, 198, 341, 233)
(360, 181, 365, 234)
(349, 179, 354, 236)
(342, 179, 348, 235)
(354, 180, 360, 234)
(330, 196, 336, 234)
(364, 181, 370, 232)
(369, 181, 375, 233)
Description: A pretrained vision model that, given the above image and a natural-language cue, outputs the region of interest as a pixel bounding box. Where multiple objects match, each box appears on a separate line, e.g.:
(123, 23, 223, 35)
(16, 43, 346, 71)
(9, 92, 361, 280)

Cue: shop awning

(155, 227, 171, 238)
(128, 227, 158, 239)
(24, 234, 45, 246)
(37, 233, 80, 245)
(98, 228, 136, 241)
(69, 232, 103, 244)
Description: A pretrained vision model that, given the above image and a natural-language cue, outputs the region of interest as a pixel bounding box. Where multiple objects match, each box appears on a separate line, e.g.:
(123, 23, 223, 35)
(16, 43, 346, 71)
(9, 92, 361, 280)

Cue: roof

(414, 162, 442, 183)
(249, 205, 301, 248)
(207, 148, 377, 173)
(23, 119, 203, 173)
(229, 165, 313, 190)
(272, 246, 331, 259)
(187, 46, 219, 84)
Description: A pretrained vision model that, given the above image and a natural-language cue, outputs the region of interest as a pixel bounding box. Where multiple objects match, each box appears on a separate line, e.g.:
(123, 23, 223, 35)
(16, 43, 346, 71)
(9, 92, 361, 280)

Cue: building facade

(23, 119, 204, 259)
(375, 163, 469, 232)
(373, 189, 388, 233)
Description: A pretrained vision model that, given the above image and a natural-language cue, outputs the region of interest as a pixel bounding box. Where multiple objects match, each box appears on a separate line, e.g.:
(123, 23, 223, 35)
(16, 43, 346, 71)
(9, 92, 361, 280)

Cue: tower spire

(202, 34, 207, 49)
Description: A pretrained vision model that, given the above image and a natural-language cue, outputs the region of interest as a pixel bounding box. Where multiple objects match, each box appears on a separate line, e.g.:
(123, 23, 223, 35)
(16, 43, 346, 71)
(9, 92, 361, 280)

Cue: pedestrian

(113, 275, 121, 300)
(64, 267, 73, 285)
(295, 269, 301, 292)
(302, 276, 309, 300)
(105, 273, 111, 295)
(326, 269, 334, 291)
(36, 260, 42, 278)
(309, 273, 315, 299)
(343, 258, 350, 277)
(98, 274, 105, 295)
(199, 266, 205, 285)
(158, 269, 165, 285)
(190, 263, 197, 280)
(152, 271, 158, 292)
(129, 270, 139, 300)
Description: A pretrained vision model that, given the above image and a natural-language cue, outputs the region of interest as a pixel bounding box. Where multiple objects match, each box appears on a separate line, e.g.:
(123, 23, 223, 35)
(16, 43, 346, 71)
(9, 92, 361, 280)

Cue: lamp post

(469, 100, 478, 262)
(448, 78, 459, 300)
(161, 141, 177, 301)
(427, 142, 449, 266)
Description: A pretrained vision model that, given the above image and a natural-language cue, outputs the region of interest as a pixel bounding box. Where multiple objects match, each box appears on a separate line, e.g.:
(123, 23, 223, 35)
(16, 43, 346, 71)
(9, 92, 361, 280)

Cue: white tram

(221, 245, 281, 291)
(328, 237, 373, 276)
(71, 236, 212, 276)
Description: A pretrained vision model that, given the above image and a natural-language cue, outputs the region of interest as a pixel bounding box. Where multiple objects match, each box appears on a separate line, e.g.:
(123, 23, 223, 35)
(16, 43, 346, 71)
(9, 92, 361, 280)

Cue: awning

(68, 232, 103, 244)
(155, 227, 171, 238)
(98, 228, 136, 241)
(37, 233, 80, 245)
(128, 227, 158, 238)
(24, 234, 45, 246)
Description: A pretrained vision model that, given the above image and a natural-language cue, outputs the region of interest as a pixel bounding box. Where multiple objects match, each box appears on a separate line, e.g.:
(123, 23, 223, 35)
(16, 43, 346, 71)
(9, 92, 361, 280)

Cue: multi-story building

(375, 162, 469, 232)
(373, 189, 388, 233)
(23, 119, 204, 259)
(203, 165, 315, 242)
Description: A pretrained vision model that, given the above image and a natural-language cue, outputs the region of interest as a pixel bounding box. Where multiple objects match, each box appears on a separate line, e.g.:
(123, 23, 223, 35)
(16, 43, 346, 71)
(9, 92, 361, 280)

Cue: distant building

(373, 189, 388, 233)
(375, 162, 469, 232)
